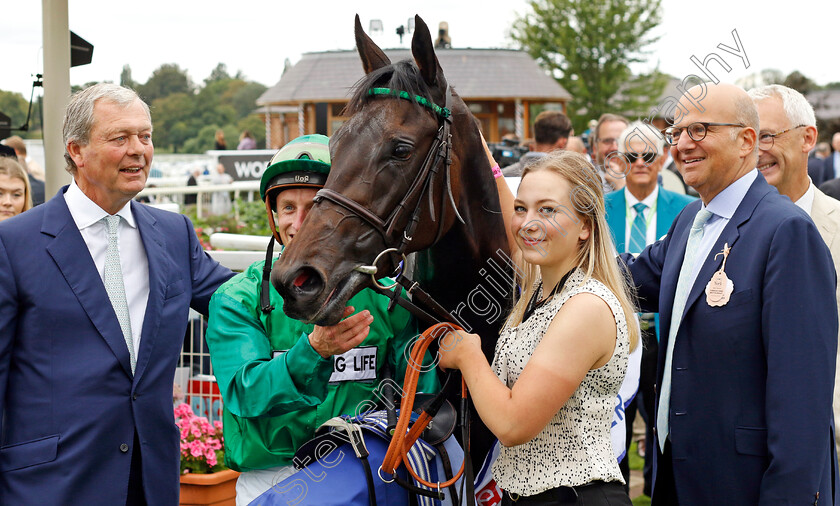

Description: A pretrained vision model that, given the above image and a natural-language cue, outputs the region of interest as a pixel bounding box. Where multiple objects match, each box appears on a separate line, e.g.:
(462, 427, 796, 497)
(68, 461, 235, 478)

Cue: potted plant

(175, 403, 239, 506)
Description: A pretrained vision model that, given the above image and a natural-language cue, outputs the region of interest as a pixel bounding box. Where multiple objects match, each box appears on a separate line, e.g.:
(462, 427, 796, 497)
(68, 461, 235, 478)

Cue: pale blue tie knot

(103, 215, 136, 374)
(657, 207, 713, 451)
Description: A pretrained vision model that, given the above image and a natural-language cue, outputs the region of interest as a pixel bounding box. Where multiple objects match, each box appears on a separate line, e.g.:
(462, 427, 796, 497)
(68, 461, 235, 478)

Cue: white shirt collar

(65, 179, 136, 230)
(704, 169, 758, 219)
(625, 185, 658, 211)
(794, 179, 816, 215)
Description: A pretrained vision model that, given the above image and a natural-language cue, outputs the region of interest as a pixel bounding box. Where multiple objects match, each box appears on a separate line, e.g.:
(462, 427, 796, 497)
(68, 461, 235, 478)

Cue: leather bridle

(313, 85, 463, 262)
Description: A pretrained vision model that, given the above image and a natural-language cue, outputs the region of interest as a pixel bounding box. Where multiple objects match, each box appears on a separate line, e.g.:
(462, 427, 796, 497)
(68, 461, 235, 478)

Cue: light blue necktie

(657, 208, 713, 452)
(628, 202, 648, 253)
(103, 215, 136, 374)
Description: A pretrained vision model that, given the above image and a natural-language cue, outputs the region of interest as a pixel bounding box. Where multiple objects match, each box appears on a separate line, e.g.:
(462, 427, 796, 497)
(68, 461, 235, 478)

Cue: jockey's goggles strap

(367, 88, 452, 119)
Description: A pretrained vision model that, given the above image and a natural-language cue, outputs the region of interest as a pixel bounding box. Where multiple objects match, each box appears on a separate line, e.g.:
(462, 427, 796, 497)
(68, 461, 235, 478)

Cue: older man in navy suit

(0, 84, 233, 504)
(623, 83, 838, 504)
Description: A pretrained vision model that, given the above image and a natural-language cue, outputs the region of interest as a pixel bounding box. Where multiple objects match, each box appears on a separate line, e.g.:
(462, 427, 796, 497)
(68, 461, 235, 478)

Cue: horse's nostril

(293, 271, 309, 288)
(290, 267, 323, 294)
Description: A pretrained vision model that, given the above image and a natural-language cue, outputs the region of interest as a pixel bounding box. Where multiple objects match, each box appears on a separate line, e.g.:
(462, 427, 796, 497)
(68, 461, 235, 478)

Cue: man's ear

(740, 127, 757, 158)
(66, 141, 84, 169)
(802, 125, 818, 154)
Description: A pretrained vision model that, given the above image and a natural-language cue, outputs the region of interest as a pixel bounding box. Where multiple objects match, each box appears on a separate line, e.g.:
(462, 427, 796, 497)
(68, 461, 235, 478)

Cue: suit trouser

(652, 440, 679, 506)
(126, 431, 146, 506)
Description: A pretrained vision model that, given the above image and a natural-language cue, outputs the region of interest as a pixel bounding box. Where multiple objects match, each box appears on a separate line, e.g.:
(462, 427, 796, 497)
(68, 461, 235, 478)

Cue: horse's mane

(344, 60, 437, 116)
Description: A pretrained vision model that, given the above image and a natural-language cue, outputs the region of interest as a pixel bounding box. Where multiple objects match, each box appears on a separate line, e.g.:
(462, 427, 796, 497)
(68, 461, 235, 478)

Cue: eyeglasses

(622, 152, 658, 164)
(758, 125, 807, 150)
(663, 122, 746, 146)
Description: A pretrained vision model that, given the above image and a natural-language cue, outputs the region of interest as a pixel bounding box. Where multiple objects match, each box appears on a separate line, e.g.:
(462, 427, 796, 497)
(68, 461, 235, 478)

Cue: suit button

(120, 443, 129, 453)
(132, 394, 138, 400)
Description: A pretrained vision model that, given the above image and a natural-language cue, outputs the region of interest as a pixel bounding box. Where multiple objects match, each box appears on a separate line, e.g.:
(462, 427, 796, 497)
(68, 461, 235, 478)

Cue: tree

(0, 90, 30, 131)
(204, 63, 231, 86)
(783, 71, 817, 95)
(511, 0, 665, 131)
(137, 64, 193, 103)
(120, 65, 136, 89)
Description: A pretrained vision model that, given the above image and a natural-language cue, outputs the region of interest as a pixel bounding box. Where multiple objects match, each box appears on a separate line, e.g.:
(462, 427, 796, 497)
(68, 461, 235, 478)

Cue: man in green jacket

(206, 134, 438, 505)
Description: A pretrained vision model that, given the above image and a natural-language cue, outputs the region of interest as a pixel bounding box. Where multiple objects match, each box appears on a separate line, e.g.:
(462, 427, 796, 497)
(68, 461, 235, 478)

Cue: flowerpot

(180, 468, 240, 506)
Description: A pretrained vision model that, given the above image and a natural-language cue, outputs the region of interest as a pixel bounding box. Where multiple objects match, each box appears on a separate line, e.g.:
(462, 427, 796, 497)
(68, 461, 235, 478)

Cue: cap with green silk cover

(260, 134, 331, 207)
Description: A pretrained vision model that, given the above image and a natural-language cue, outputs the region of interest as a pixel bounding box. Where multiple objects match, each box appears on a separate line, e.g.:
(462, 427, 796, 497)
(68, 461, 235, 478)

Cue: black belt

(505, 485, 578, 503)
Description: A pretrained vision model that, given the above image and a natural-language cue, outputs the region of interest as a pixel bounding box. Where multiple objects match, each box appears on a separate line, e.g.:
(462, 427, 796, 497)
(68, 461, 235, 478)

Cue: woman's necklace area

(522, 269, 574, 323)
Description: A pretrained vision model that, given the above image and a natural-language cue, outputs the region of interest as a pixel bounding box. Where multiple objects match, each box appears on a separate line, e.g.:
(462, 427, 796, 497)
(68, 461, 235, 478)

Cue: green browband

(367, 88, 451, 119)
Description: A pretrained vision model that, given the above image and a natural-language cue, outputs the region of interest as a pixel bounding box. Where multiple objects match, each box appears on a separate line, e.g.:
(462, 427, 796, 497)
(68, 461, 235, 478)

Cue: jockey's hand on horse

(437, 328, 481, 371)
(308, 306, 374, 358)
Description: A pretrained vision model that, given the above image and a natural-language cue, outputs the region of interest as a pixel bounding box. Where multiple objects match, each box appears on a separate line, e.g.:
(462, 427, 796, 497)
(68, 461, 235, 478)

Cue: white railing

(136, 181, 261, 219)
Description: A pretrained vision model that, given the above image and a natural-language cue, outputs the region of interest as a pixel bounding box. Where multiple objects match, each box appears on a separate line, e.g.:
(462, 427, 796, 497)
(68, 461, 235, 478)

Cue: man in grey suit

(749, 84, 840, 451)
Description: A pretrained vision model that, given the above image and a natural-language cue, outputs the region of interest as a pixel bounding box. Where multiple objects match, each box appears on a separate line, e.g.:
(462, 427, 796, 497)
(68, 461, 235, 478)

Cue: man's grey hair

(747, 84, 817, 128)
(733, 90, 761, 159)
(63, 83, 151, 174)
(617, 121, 666, 154)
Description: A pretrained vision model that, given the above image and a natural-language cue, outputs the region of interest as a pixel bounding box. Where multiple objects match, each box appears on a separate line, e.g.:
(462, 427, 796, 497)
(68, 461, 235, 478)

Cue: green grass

(628, 440, 651, 505)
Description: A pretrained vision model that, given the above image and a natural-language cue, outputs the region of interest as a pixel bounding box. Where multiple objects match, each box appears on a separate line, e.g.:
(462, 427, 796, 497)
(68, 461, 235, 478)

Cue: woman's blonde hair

(506, 150, 639, 351)
(0, 157, 33, 213)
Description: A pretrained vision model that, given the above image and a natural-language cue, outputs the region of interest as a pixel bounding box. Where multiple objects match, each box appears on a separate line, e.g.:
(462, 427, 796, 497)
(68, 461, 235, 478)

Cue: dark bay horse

(273, 14, 513, 467)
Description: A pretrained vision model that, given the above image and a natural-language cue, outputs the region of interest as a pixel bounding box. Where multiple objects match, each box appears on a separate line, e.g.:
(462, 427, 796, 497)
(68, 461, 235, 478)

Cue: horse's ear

(355, 14, 391, 74)
(411, 15, 446, 90)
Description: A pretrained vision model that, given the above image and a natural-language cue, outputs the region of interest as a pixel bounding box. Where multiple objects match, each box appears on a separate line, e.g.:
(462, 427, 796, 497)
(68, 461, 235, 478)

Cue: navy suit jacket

(0, 187, 233, 504)
(811, 156, 832, 187)
(605, 186, 695, 340)
(824, 154, 839, 186)
(623, 174, 838, 504)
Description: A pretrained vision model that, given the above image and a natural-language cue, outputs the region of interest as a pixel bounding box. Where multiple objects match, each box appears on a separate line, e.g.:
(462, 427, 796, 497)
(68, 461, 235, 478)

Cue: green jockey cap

(260, 134, 331, 211)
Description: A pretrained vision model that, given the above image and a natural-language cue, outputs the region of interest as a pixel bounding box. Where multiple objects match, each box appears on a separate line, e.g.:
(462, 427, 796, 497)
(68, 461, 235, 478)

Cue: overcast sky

(3, 0, 839, 101)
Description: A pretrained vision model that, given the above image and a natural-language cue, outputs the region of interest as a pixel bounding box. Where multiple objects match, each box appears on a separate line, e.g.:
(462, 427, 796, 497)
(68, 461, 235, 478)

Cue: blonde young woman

(0, 157, 33, 222)
(439, 151, 638, 505)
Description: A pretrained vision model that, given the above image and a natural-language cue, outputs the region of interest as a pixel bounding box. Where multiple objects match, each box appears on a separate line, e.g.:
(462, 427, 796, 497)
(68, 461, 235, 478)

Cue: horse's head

(273, 14, 481, 325)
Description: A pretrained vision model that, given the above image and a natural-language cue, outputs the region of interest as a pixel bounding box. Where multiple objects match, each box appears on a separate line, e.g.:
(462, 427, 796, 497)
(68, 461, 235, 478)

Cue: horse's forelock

(344, 60, 438, 117)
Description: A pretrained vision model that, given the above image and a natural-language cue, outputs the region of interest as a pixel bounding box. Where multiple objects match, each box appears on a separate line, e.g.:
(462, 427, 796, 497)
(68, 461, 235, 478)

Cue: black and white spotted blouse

(491, 267, 629, 496)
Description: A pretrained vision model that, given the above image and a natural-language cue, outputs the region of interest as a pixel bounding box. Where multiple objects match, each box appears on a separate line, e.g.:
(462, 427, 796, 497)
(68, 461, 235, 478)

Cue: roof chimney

(434, 21, 451, 49)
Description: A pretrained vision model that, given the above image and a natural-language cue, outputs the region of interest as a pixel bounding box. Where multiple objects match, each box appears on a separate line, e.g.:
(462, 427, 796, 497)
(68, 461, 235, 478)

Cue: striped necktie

(103, 215, 136, 374)
(629, 202, 648, 253)
(657, 208, 713, 452)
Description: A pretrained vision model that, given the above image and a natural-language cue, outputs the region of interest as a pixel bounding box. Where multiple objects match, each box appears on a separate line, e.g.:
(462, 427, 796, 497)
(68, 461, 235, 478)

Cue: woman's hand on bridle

(308, 306, 374, 358)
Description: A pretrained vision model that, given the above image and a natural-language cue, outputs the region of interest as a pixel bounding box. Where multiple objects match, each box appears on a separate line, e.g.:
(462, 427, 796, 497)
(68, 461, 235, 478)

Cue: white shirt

(687, 169, 758, 289)
(624, 185, 659, 250)
(794, 180, 816, 216)
(65, 180, 150, 359)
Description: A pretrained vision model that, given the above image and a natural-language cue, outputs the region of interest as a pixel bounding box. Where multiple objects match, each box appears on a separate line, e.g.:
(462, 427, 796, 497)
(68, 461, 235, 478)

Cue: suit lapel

(606, 191, 627, 252)
(656, 187, 676, 240)
(43, 190, 134, 377)
(681, 177, 770, 319)
(812, 190, 840, 249)
(132, 202, 168, 381)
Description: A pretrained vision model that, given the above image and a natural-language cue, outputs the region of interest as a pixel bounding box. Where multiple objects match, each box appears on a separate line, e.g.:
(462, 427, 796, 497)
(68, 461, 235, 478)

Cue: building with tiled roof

(256, 48, 571, 148)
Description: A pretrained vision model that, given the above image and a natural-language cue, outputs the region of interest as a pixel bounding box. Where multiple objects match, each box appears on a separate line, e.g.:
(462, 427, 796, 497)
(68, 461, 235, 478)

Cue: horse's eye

(393, 144, 413, 160)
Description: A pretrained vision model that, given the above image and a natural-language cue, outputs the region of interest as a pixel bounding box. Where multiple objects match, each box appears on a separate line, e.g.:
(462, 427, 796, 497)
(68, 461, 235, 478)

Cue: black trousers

(501, 481, 631, 505)
(652, 440, 679, 506)
(126, 431, 147, 506)
(620, 325, 657, 493)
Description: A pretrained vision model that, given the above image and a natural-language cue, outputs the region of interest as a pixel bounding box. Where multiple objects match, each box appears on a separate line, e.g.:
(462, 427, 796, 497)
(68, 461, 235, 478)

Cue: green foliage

(0, 90, 30, 132)
(137, 63, 194, 103)
(185, 199, 272, 250)
(237, 115, 267, 149)
(120, 65, 136, 89)
(511, 0, 666, 132)
(783, 70, 818, 95)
